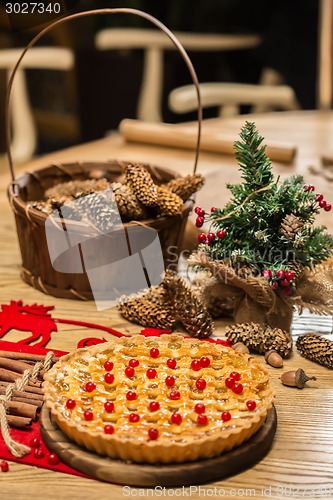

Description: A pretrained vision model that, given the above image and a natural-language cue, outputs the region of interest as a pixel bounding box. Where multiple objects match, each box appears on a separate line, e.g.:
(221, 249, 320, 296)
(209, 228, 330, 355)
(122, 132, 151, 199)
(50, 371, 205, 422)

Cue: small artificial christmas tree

(189, 121, 333, 331)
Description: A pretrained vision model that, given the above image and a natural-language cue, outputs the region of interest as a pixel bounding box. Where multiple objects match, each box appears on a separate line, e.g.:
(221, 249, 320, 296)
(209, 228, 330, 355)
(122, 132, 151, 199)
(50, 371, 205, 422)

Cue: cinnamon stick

(7, 415, 32, 428)
(0, 381, 43, 395)
(0, 386, 43, 401)
(10, 396, 43, 410)
(5, 400, 37, 420)
(0, 356, 35, 374)
(0, 367, 42, 387)
(0, 350, 58, 363)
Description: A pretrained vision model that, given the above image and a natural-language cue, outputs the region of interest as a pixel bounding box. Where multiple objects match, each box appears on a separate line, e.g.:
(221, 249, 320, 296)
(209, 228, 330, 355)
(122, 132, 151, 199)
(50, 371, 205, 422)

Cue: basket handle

(6, 8, 202, 181)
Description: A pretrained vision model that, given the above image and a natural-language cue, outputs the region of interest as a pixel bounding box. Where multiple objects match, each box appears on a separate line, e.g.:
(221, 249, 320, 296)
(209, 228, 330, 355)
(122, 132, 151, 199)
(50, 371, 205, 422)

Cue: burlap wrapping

(189, 253, 333, 333)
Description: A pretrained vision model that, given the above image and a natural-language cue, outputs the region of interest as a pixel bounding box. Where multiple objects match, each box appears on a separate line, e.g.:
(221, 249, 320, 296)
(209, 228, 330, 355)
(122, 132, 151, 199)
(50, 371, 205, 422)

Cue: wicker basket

(6, 9, 202, 301)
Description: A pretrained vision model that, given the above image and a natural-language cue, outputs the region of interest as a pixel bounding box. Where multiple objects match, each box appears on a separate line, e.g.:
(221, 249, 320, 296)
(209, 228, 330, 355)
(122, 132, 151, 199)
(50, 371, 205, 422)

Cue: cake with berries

(42, 334, 274, 464)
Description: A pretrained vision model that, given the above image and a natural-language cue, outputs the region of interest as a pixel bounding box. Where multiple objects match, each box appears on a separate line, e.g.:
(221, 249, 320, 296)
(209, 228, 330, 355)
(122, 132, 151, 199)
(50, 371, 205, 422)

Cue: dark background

(0, 0, 319, 154)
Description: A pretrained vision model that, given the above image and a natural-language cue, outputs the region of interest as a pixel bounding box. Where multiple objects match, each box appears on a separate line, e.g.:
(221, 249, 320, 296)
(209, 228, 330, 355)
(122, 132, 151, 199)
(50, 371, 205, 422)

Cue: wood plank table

(0, 111, 332, 499)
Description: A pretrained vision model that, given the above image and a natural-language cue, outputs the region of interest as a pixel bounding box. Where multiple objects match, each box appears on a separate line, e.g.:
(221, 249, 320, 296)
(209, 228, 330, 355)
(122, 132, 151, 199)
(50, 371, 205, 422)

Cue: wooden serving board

(40, 406, 277, 487)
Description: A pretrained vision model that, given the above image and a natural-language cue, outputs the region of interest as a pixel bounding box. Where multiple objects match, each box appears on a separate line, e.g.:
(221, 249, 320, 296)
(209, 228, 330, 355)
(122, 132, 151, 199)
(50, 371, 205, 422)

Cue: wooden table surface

(0, 111, 332, 499)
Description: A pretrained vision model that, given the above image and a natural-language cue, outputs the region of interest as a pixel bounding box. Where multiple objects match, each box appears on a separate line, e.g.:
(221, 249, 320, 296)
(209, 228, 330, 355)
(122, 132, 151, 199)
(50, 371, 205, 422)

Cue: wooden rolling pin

(120, 119, 297, 163)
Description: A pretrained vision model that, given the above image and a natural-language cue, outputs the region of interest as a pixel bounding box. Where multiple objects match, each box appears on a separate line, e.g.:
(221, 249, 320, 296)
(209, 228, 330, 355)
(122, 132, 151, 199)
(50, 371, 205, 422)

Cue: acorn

(280, 368, 317, 389)
(232, 342, 250, 354)
(265, 349, 283, 368)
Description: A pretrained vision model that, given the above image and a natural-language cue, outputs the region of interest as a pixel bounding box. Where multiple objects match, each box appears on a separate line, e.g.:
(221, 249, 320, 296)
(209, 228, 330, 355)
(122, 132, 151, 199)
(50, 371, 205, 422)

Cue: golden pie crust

(43, 334, 274, 464)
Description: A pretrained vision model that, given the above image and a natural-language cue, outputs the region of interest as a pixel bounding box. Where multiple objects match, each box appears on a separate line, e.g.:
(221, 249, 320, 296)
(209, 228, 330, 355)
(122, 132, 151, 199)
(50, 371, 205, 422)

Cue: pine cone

(76, 192, 119, 231)
(118, 286, 175, 329)
(155, 186, 183, 216)
(280, 213, 304, 240)
(162, 270, 214, 338)
(225, 322, 293, 357)
(296, 333, 333, 369)
(111, 182, 150, 221)
(164, 174, 204, 201)
(46, 178, 109, 199)
(125, 163, 158, 207)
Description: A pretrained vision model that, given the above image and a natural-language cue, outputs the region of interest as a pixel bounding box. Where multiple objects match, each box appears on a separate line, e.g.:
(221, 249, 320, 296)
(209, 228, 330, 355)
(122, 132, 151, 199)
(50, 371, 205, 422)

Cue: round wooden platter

(40, 406, 277, 487)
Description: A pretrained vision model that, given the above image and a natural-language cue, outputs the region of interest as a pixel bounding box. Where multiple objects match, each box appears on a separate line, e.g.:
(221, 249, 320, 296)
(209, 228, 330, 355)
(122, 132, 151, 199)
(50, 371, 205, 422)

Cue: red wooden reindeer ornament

(0, 300, 128, 347)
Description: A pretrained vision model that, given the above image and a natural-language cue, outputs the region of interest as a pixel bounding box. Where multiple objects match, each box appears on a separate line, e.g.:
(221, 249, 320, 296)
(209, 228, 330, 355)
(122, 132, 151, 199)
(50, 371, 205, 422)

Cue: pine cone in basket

(164, 174, 205, 201)
(162, 270, 214, 338)
(76, 192, 120, 231)
(155, 186, 184, 216)
(225, 322, 293, 357)
(46, 178, 110, 199)
(296, 333, 333, 369)
(111, 182, 150, 221)
(118, 286, 175, 329)
(125, 163, 158, 207)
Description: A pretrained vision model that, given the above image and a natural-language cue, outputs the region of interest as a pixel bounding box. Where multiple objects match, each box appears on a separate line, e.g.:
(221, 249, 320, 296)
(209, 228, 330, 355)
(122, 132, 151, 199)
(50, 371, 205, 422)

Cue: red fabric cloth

(0, 340, 90, 478)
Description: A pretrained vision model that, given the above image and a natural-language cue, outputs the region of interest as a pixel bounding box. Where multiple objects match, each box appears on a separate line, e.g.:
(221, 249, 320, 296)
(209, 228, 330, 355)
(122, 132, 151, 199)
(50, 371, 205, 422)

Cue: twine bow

(0, 351, 54, 458)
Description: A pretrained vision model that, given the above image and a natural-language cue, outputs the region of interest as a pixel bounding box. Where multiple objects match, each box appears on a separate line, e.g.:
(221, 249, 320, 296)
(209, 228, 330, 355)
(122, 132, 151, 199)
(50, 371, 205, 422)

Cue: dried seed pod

(280, 368, 317, 389)
(265, 350, 283, 368)
(232, 342, 250, 354)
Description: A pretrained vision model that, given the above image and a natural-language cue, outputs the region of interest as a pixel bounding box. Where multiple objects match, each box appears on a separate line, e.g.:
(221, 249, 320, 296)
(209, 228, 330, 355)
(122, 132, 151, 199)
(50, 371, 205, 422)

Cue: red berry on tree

(149, 401, 160, 412)
(232, 382, 243, 394)
(316, 193, 324, 201)
(169, 390, 181, 400)
(195, 207, 205, 216)
(104, 373, 114, 384)
(129, 413, 140, 423)
(167, 358, 177, 369)
(246, 400, 257, 411)
(200, 356, 210, 368)
(195, 216, 204, 227)
(171, 413, 182, 425)
(194, 403, 206, 414)
(84, 410, 94, 421)
(104, 401, 115, 413)
(217, 229, 226, 239)
(282, 287, 292, 296)
(262, 269, 272, 279)
(285, 271, 295, 281)
(129, 359, 140, 368)
(319, 199, 327, 208)
(66, 399, 76, 410)
(281, 278, 290, 287)
(207, 232, 215, 242)
(104, 360, 114, 371)
(221, 411, 232, 422)
(197, 233, 207, 244)
(165, 376, 175, 387)
(270, 281, 278, 290)
(191, 359, 201, 371)
(150, 348, 160, 358)
(276, 269, 286, 279)
(147, 368, 157, 379)
(85, 381, 96, 392)
(196, 378, 207, 390)
(197, 414, 208, 425)
(148, 428, 159, 440)
(47, 453, 59, 465)
(104, 424, 114, 434)
(309, 185, 315, 191)
(126, 391, 137, 401)
(229, 371, 241, 381)
(324, 203, 332, 211)
(211, 207, 216, 212)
